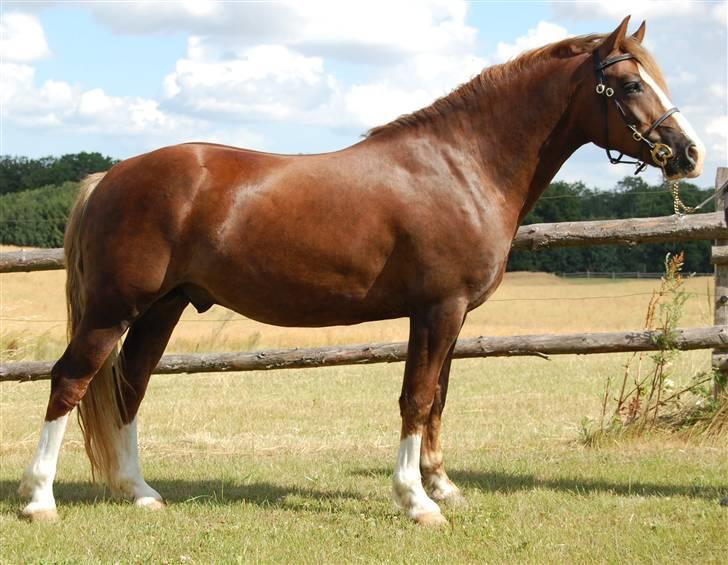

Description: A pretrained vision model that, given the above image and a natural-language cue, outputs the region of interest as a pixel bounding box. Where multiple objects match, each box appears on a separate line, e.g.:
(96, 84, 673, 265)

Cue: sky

(1, 0, 726, 190)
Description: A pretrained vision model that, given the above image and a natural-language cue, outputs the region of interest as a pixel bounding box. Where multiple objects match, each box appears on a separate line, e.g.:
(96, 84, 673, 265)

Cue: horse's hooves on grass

(414, 512, 448, 527)
(135, 497, 165, 510)
(19, 507, 59, 522)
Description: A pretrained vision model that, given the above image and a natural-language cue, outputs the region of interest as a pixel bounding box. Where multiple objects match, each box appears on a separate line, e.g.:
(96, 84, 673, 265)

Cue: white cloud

(705, 116, 727, 157)
(291, 0, 476, 61)
(495, 21, 568, 63)
(666, 70, 696, 86)
(552, 1, 709, 21)
(0, 12, 50, 62)
(709, 83, 726, 100)
(1, 61, 210, 142)
(88, 0, 476, 64)
(161, 30, 487, 132)
(163, 40, 328, 121)
(335, 52, 486, 129)
(1, 63, 74, 126)
(714, 2, 728, 26)
(340, 83, 434, 129)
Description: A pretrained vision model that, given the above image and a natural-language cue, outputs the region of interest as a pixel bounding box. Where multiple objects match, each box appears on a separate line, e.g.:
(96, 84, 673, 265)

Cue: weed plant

(583, 253, 726, 445)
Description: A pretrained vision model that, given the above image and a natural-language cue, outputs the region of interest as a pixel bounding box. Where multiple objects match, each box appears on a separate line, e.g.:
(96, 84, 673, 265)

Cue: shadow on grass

(0, 478, 362, 515)
(350, 468, 727, 501)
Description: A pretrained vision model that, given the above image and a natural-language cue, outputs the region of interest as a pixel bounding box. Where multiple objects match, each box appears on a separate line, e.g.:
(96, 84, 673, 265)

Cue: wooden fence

(1, 168, 727, 396)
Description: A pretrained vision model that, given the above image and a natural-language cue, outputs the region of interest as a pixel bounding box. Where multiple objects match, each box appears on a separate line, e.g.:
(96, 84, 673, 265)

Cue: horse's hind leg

(108, 290, 188, 508)
(19, 315, 128, 521)
(420, 344, 465, 505)
(392, 300, 466, 526)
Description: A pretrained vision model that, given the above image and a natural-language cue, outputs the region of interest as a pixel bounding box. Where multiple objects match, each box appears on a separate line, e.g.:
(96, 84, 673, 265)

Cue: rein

(592, 51, 678, 176)
(592, 50, 699, 216)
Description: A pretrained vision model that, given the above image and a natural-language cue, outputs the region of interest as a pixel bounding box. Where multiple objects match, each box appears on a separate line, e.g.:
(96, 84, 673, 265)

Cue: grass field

(1, 263, 726, 563)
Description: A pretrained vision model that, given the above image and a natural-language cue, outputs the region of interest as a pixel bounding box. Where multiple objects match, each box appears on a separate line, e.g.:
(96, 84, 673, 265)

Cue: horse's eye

(624, 81, 643, 94)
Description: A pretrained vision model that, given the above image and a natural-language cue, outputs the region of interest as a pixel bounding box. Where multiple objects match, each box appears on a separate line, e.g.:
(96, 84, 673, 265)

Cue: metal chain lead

(670, 180, 698, 215)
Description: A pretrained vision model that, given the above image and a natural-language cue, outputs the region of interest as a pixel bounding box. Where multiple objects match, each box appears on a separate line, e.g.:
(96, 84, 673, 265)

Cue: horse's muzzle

(663, 142, 702, 180)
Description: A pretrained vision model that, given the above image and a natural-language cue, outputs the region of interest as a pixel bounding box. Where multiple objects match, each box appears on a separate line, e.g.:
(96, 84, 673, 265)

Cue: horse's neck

(453, 56, 586, 220)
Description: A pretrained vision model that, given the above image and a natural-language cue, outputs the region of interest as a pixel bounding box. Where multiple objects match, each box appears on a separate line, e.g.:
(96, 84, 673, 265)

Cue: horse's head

(575, 16, 705, 180)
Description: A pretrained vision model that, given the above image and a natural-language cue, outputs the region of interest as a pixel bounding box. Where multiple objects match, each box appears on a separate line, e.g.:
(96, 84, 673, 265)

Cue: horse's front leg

(392, 300, 466, 526)
(420, 345, 466, 505)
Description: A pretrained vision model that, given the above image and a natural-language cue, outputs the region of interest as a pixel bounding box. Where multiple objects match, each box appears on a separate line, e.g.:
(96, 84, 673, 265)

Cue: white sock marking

(392, 435, 441, 519)
(638, 64, 705, 176)
(19, 415, 69, 513)
(112, 417, 163, 505)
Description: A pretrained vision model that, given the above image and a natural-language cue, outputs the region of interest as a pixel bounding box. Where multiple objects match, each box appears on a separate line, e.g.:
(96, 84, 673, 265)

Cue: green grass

(2, 354, 726, 563)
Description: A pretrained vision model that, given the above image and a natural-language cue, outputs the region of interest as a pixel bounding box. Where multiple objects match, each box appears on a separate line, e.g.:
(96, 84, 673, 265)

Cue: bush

(0, 181, 79, 247)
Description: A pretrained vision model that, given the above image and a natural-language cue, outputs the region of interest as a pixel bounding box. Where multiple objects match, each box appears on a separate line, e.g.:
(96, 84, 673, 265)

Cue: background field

(1, 262, 726, 562)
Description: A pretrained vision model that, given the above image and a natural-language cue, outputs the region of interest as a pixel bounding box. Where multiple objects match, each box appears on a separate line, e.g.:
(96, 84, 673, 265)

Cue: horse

(19, 16, 705, 525)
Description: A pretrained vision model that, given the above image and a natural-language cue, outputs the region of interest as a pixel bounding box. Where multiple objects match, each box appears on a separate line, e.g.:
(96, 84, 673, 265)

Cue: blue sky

(2, 1, 726, 189)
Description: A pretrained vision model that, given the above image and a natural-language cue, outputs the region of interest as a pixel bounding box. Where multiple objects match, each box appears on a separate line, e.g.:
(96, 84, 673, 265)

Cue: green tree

(0, 152, 116, 194)
(508, 176, 713, 274)
(0, 182, 80, 247)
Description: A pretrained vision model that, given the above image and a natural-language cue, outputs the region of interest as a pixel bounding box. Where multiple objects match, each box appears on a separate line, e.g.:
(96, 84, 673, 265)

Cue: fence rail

(559, 271, 715, 279)
(2, 211, 727, 274)
(3, 325, 726, 382)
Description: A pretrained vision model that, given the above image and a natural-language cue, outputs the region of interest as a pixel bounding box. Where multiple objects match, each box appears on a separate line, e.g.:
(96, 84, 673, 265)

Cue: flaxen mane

(365, 34, 667, 138)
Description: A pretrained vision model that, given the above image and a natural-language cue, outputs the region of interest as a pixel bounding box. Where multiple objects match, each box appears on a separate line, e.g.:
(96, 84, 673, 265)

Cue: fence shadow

(349, 467, 726, 501)
(0, 478, 362, 515)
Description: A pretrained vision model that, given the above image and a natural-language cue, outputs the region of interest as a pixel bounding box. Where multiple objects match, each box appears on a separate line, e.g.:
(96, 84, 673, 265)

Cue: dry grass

(0, 267, 716, 361)
(1, 265, 726, 562)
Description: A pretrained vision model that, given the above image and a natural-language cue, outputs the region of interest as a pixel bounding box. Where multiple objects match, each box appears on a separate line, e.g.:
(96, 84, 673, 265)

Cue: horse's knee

(45, 369, 90, 421)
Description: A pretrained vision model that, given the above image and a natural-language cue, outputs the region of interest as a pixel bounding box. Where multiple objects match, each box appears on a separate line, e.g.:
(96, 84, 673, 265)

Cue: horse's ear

(598, 15, 631, 58)
(631, 20, 646, 44)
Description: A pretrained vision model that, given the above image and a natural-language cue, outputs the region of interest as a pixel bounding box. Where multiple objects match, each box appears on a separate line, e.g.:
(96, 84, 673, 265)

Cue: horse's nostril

(685, 144, 698, 166)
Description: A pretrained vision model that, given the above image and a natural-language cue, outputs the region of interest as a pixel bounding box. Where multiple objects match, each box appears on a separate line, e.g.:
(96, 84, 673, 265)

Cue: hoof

(414, 511, 448, 527)
(436, 490, 467, 508)
(135, 497, 165, 510)
(19, 507, 59, 522)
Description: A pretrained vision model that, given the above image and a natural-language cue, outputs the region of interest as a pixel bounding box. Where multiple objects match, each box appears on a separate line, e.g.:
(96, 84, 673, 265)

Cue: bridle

(593, 50, 679, 175)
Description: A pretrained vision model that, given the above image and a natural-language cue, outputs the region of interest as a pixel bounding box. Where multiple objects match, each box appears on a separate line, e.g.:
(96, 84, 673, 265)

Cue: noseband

(593, 51, 679, 175)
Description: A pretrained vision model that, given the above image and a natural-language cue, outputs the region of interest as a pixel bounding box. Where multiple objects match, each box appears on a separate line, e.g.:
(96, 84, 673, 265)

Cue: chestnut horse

(20, 17, 705, 525)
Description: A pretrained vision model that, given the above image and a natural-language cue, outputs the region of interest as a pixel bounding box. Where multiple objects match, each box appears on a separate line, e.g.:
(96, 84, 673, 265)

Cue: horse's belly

(186, 242, 409, 327)
(205, 275, 407, 327)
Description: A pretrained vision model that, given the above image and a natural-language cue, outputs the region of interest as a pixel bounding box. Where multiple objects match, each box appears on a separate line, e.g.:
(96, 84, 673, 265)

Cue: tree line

(508, 177, 712, 274)
(0, 152, 714, 272)
(0, 153, 116, 195)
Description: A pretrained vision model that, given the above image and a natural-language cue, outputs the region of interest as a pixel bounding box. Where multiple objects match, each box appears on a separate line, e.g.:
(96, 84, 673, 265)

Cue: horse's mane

(365, 34, 667, 138)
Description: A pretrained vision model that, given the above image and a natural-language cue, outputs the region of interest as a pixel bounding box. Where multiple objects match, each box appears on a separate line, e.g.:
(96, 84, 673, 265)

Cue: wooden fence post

(712, 167, 728, 399)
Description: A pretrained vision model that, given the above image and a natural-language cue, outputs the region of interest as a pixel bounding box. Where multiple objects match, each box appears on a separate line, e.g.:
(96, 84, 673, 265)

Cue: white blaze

(638, 64, 705, 176)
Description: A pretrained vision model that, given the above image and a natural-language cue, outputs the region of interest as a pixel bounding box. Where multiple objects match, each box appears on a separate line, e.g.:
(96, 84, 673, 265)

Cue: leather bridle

(593, 50, 679, 175)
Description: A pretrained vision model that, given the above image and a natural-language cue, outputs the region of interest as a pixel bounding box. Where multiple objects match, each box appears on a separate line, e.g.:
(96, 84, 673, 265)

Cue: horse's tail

(66, 172, 125, 489)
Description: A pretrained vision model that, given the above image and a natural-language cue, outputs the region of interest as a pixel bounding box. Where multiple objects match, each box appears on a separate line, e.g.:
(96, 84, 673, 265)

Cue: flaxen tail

(65, 172, 126, 490)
